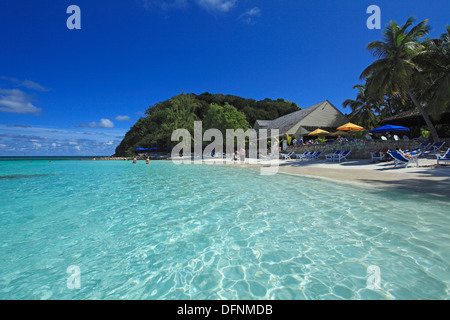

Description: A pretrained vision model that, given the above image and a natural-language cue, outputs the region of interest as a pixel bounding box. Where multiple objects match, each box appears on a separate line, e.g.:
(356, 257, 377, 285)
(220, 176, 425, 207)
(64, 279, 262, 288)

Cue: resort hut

(253, 100, 349, 141)
(379, 107, 450, 138)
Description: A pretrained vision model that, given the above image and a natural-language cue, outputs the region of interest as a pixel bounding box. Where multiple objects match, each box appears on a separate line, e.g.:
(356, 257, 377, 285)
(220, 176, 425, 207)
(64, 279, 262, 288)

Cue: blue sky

(0, 0, 449, 155)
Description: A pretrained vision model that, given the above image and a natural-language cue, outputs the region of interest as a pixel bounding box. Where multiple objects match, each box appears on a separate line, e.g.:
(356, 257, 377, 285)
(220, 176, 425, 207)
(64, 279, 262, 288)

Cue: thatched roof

(263, 101, 325, 134)
(379, 106, 450, 125)
(254, 120, 271, 128)
(379, 108, 422, 124)
(255, 100, 348, 136)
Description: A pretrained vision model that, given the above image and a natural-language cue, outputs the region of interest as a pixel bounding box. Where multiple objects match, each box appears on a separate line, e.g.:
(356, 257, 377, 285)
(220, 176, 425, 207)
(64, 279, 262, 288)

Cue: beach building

(379, 106, 450, 139)
(254, 100, 349, 140)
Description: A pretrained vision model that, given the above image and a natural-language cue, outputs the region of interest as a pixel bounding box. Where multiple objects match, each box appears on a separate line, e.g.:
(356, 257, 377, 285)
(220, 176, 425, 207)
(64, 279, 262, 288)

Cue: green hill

(114, 92, 300, 157)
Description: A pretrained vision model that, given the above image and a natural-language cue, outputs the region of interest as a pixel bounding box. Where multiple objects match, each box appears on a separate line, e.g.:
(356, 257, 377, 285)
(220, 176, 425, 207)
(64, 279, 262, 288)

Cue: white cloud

(195, 0, 237, 13)
(80, 118, 115, 128)
(115, 115, 131, 121)
(0, 88, 42, 115)
(142, 0, 237, 13)
(240, 6, 261, 24)
(0, 124, 127, 156)
(0, 77, 49, 92)
(20, 80, 49, 92)
(246, 7, 260, 17)
(142, 0, 189, 11)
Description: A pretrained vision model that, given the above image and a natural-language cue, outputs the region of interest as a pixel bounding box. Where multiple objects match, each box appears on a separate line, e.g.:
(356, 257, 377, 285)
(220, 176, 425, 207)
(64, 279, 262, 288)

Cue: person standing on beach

(239, 147, 245, 162)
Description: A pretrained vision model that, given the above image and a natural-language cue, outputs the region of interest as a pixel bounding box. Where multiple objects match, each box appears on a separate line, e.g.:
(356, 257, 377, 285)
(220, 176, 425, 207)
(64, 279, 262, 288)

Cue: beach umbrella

(337, 122, 364, 131)
(308, 128, 330, 136)
(135, 147, 150, 151)
(370, 124, 410, 134)
(330, 130, 351, 137)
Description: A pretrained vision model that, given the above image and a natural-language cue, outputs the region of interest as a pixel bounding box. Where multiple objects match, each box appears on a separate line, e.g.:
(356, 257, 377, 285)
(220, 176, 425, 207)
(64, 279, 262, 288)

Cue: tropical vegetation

(344, 17, 450, 142)
(114, 92, 299, 157)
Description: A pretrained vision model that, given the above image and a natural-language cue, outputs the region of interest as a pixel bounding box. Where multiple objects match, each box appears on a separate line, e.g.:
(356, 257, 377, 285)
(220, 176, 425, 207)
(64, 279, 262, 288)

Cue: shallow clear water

(0, 159, 449, 300)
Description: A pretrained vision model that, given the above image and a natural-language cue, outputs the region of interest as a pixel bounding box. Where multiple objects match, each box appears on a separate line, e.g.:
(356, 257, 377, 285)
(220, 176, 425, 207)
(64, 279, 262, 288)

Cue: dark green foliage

(114, 92, 299, 156)
(350, 17, 449, 142)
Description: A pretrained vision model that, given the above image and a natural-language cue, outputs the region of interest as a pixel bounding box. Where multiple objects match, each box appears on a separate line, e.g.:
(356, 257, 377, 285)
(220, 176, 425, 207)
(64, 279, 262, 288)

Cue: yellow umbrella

(337, 122, 364, 131)
(308, 128, 330, 136)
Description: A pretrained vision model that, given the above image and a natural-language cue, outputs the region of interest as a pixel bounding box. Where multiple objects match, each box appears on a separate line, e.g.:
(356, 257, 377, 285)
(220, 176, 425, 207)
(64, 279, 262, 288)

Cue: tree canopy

(344, 17, 450, 139)
(114, 92, 299, 157)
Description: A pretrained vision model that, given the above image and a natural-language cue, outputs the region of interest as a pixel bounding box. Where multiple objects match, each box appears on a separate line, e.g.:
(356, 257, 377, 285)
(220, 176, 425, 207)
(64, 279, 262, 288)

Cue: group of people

(132, 157, 150, 164)
(233, 148, 246, 162)
(335, 136, 349, 143)
(291, 136, 349, 145)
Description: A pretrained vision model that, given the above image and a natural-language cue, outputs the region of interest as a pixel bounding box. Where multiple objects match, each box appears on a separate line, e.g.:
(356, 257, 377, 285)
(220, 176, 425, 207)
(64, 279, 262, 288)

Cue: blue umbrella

(135, 148, 150, 151)
(370, 125, 410, 134)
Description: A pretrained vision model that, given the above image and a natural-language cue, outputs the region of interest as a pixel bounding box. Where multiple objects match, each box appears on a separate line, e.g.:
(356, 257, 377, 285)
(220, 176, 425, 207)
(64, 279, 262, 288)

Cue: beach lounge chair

(336, 150, 351, 162)
(259, 153, 273, 161)
(304, 151, 319, 160)
(387, 150, 421, 168)
(417, 143, 430, 151)
(371, 147, 389, 162)
(296, 151, 313, 160)
(295, 152, 309, 160)
(436, 148, 450, 165)
(309, 151, 322, 160)
(325, 151, 342, 162)
(281, 151, 294, 160)
(426, 142, 445, 153)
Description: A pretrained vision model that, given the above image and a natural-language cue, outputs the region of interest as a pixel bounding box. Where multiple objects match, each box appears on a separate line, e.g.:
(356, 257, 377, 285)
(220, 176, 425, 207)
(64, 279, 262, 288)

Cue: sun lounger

(371, 151, 384, 162)
(436, 148, 450, 165)
(309, 151, 322, 160)
(336, 150, 351, 162)
(325, 151, 342, 162)
(281, 151, 294, 160)
(371, 147, 389, 162)
(259, 153, 276, 161)
(426, 142, 445, 153)
(417, 142, 430, 150)
(296, 151, 314, 160)
(295, 152, 311, 160)
(387, 150, 421, 168)
(302, 151, 321, 161)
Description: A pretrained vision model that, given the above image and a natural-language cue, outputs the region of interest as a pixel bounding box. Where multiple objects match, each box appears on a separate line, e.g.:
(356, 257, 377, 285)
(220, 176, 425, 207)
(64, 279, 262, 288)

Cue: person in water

(133, 157, 137, 164)
(145, 157, 150, 164)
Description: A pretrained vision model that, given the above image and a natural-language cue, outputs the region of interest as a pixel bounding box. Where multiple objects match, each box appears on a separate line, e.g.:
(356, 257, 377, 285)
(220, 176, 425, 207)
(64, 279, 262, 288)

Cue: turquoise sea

(0, 158, 449, 300)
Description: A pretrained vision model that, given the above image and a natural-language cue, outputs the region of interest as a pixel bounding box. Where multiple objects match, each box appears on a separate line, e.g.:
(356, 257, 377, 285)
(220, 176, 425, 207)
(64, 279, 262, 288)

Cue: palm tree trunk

(406, 88, 440, 143)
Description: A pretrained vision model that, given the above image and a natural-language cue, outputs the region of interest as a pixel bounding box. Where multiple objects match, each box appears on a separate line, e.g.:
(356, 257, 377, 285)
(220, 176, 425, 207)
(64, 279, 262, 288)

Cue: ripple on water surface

(0, 160, 449, 299)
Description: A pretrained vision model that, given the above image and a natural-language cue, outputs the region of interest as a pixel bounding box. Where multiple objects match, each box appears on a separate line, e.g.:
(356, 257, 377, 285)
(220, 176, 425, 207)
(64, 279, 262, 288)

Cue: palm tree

(360, 17, 440, 142)
(415, 25, 450, 120)
(342, 84, 381, 129)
